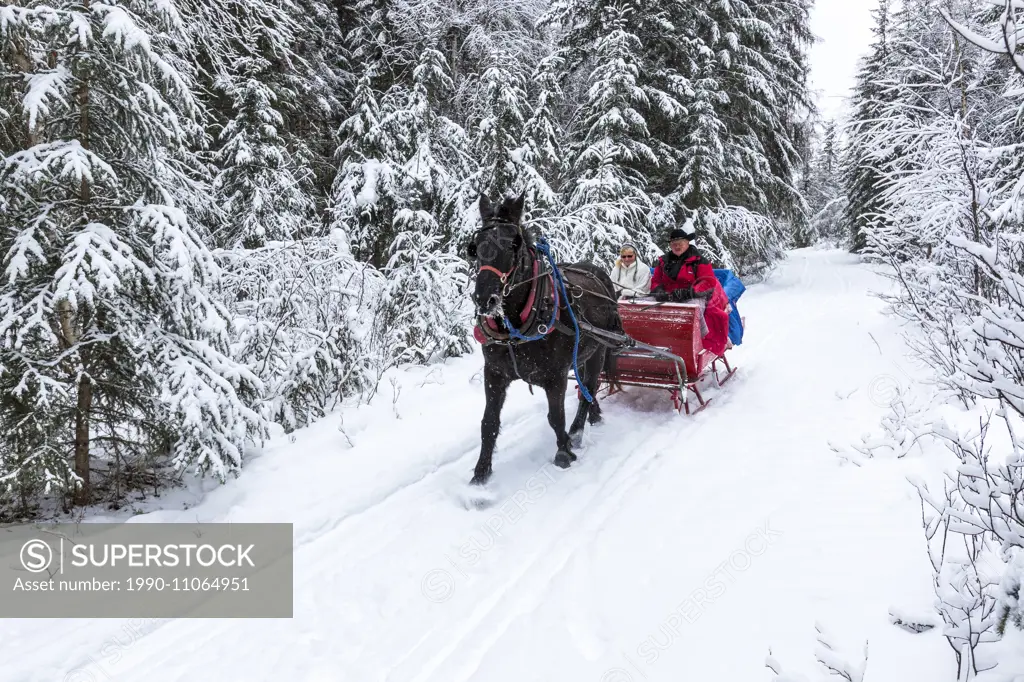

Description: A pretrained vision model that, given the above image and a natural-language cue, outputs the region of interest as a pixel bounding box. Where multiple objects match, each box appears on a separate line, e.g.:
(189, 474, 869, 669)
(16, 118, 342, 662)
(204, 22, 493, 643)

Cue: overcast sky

(807, 0, 880, 122)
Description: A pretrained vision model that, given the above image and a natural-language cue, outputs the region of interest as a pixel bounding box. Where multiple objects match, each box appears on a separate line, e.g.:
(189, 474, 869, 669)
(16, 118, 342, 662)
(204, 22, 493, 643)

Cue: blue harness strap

(501, 236, 594, 403)
(539, 237, 593, 403)
(503, 249, 558, 344)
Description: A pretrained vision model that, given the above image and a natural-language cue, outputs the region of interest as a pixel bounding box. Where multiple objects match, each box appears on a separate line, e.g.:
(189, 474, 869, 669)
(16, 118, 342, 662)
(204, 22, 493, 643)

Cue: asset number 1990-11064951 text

(125, 577, 250, 591)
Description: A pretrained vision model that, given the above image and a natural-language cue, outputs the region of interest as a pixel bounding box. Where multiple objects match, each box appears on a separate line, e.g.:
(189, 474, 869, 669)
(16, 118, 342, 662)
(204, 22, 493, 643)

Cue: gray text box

(0, 522, 293, 617)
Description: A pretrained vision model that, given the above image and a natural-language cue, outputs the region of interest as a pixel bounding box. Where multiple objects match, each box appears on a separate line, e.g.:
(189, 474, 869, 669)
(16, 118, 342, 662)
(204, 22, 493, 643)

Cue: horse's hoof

(470, 471, 491, 486)
(588, 412, 603, 426)
(554, 450, 575, 468)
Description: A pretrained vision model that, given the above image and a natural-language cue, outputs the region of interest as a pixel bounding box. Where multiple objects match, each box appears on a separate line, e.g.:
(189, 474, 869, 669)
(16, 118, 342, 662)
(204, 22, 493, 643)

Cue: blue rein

(502, 235, 593, 404)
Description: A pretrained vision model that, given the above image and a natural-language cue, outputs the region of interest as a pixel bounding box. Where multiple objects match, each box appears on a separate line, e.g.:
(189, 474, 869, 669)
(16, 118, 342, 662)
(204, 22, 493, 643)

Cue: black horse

(467, 191, 623, 486)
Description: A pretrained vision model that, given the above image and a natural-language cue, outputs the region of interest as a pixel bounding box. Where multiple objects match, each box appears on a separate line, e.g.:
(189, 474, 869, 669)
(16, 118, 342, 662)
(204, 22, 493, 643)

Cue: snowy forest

(5, 0, 1024, 676)
(0, 0, 819, 516)
(2, 0, 1024, 635)
(835, 2, 1024, 677)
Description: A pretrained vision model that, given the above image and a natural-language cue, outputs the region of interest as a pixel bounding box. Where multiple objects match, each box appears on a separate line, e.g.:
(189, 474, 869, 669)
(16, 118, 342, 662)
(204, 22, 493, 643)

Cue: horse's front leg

(473, 367, 510, 485)
(569, 348, 605, 447)
(544, 375, 575, 469)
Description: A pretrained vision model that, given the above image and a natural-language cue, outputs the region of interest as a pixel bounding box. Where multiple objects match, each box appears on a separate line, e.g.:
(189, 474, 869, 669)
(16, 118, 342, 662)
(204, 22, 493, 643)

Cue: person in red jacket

(650, 219, 731, 356)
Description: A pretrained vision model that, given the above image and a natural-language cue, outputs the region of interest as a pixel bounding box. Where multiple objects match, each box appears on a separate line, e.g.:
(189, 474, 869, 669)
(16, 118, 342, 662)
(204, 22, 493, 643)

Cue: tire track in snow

(396, 390, 739, 682)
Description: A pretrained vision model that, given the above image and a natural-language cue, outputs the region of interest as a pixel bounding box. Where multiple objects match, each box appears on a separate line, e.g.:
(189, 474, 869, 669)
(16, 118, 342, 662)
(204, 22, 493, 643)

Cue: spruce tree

(0, 0, 267, 511)
(799, 120, 847, 246)
(330, 71, 404, 267)
(449, 54, 534, 238)
(843, 0, 895, 253)
(518, 53, 568, 214)
(546, 0, 684, 260)
(374, 48, 470, 365)
(213, 65, 318, 248)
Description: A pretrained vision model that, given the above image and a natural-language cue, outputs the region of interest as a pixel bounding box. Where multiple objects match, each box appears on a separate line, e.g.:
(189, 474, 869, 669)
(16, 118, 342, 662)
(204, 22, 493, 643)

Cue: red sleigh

(576, 299, 740, 415)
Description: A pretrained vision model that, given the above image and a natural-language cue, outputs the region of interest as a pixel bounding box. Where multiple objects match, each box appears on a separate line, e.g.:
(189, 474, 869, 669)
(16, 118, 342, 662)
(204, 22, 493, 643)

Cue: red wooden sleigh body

(575, 298, 739, 414)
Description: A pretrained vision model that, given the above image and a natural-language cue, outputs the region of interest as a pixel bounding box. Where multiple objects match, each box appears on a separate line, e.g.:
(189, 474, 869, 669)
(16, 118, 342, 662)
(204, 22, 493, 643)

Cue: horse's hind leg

(544, 375, 575, 468)
(587, 348, 607, 425)
(593, 347, 618, 424)
(473, 367, 509, 485)
(569, 349, 605, 448)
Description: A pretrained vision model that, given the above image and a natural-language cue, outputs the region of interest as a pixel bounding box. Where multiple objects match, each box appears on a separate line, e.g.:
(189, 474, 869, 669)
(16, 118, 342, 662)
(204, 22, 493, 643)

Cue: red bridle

(475, 219, 524, 286)
(478, 264, 516, 283)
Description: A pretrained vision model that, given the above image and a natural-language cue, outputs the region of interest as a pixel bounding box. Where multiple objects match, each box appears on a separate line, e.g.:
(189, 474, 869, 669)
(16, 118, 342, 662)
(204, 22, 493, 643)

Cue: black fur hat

(669, 217, 696, 242)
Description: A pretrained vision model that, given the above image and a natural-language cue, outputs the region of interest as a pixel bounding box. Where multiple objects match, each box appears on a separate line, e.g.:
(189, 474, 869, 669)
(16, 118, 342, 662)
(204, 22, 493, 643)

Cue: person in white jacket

(610, 242, 652, 299)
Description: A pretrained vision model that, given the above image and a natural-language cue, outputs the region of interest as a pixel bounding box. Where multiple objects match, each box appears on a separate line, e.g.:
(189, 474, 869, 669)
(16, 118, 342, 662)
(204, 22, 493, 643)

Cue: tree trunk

(73, 10, 93, 505)
(73, 372, 92, 505)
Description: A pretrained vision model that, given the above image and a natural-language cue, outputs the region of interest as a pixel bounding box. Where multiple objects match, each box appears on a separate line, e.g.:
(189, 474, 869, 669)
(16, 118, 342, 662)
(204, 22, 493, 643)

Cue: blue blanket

(713, 269, 745, 345)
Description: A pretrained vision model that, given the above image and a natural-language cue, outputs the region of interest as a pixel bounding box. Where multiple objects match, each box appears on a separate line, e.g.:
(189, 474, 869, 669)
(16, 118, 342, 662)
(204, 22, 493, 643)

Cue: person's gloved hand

(671, 287, 694, 302)
(691, 287, 712, 300)
(651, 287, 670, 302)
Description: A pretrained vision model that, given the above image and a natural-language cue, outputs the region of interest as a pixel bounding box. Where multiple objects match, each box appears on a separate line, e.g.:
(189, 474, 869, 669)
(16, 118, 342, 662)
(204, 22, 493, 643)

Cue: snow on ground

(1, 248, 976, 682)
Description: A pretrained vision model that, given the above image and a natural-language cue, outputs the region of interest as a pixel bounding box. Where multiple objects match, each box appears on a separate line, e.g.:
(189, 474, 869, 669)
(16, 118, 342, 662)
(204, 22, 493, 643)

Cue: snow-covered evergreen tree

(701, 0, 814, 220)
(844, 0, 897, 253)
(374, 48, 471, 363)
(331, 71, 405, 266)
(333, 47, 472, 368)
(0, 0, 268, 512)
(182, 0, 344, 248)
(373, 208, 469, 367)
(796, 119, 848, 247)
(448, 53, 535, 240)
(518, 53, 567, 215)
(213, 65, 318, 248)
(547, 0, 682, 261)
(809, 121, 848, 245)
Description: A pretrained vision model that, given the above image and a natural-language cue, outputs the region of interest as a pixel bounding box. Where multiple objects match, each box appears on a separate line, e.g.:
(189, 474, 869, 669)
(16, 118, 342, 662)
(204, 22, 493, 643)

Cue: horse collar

(475, 245, 560, 346)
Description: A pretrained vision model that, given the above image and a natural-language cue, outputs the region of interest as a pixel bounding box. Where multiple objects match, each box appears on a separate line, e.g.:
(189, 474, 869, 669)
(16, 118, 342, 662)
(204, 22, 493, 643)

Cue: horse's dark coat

(469, 192, 623, 485)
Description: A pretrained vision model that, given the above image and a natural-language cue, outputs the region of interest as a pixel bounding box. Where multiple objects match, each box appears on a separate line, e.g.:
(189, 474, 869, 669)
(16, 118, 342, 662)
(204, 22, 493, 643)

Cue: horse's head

(468, 191, 527, 318)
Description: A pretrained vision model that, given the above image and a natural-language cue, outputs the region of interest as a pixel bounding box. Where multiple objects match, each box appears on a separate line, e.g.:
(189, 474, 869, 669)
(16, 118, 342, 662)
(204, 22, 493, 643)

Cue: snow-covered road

(4, 249, 952, 682)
